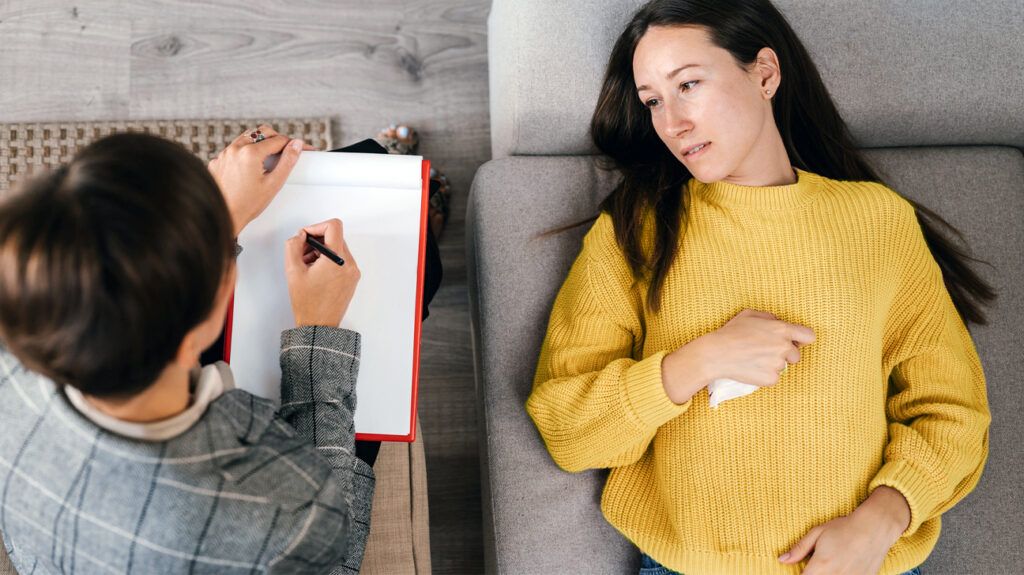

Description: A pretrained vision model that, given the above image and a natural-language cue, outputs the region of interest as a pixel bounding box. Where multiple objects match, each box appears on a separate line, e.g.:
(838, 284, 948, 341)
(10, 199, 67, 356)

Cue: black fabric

(201, 320, 227, 365)
(421, 220, 442, 320)
(332, 138, 388, 154)
(354, 439, 382, 467)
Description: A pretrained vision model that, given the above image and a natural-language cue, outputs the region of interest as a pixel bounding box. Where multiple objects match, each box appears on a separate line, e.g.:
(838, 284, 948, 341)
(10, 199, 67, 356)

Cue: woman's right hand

(284, 219, 361, 327)
(209, 125, 314, 237)
(661, 308, 816, 403)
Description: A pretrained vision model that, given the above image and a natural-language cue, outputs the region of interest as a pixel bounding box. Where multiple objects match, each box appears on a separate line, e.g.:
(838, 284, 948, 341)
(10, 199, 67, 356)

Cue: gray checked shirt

(0, 326, 374, 574)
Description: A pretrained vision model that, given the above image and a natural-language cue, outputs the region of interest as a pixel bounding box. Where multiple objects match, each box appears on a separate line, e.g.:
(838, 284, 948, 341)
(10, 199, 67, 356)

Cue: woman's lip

(683, 141, 710, 157)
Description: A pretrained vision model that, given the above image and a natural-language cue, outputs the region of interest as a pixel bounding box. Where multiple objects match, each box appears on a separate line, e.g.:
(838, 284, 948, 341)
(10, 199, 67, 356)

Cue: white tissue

(707, 378, 759, 408)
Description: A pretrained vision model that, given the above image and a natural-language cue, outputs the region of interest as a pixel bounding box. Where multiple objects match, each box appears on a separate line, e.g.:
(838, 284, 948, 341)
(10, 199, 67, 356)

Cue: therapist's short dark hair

(0, 132, 235, 397)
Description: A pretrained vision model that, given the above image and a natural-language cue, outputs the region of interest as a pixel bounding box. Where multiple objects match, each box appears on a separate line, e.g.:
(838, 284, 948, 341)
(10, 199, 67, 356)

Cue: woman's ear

(753, 47, 782, 97)
(175, 330, 202, 370)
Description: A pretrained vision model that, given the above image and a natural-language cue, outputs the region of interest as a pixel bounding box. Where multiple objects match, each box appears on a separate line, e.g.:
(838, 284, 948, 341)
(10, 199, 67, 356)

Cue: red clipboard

(221, 159, 430, 443)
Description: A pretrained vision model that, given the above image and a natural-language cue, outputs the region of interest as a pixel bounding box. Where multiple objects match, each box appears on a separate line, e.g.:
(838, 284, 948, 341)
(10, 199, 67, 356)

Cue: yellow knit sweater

(527, 168, 991, 575)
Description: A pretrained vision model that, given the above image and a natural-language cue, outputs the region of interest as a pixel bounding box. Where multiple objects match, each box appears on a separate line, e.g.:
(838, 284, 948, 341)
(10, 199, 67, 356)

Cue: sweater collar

(689, 167, 822, 211)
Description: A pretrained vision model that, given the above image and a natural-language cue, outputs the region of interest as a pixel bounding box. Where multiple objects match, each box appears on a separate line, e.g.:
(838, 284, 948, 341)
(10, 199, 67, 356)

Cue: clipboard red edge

(223, 159, 428, 443)
(224, 293, 234, 364)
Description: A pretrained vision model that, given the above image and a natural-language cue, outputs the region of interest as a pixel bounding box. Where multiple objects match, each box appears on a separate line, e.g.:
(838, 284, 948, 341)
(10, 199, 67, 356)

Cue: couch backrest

(471, 1, 1024, 573)
(488, 0, 1024, 158)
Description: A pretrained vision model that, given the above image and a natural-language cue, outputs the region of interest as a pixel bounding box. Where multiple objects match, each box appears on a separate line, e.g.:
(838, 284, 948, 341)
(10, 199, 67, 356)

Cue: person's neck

(84, 363, 192, 423)
(721, 124, 796, 187)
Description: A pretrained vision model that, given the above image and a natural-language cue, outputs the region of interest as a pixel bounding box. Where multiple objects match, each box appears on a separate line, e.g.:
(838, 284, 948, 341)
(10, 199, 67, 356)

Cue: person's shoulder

(0, 341, 29, 379)
(815, 173, 917, 225)
(210, 387, 277, 428)
(0, 346, 50, 427)
(165, 391, 347, 554)
(583, 211, 616, 247)
(816, 172, 908, 206)
(174, 404, 349, 571)
(202, 390, 337, 506)
(224, 423, 350, 572)
(578, 212, 639, 280)
(583, 211, 645, 260)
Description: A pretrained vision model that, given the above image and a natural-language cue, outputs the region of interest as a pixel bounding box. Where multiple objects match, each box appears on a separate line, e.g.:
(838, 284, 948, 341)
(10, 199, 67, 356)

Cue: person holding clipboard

(0, 123, 441, 573)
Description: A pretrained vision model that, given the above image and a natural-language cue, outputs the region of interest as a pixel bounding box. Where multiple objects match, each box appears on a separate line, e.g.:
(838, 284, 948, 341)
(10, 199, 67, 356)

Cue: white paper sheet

(230, 151, 424, 438)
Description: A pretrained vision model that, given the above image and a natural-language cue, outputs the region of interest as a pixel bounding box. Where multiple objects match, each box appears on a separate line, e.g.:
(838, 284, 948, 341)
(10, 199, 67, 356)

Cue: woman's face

(633, 25, 785, 185)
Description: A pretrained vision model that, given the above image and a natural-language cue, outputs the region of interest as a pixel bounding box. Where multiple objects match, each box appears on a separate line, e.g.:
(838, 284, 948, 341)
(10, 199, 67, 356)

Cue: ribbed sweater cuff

(868, 460, 936, 538)
(623, 351, 691, 431)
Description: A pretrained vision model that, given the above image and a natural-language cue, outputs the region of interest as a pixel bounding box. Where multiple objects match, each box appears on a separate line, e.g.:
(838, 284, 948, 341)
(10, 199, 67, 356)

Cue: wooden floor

(0, 1, 491, 572)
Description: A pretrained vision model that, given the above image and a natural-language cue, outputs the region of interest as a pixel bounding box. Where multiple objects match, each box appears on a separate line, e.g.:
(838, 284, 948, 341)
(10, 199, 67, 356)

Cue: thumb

(284, 230, 307, 276)
(265, 139, 304, 189)
(779, 526, 822, 563)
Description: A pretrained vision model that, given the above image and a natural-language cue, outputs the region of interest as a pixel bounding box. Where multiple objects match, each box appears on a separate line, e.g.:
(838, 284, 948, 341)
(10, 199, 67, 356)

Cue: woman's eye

(643, 81, 699, 108)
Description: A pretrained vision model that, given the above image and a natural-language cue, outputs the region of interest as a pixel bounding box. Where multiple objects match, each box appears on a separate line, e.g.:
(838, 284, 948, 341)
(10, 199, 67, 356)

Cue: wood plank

(0, 2, 131, 121)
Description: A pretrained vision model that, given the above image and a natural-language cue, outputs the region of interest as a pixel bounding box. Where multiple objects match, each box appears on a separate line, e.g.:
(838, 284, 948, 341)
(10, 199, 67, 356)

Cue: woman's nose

(663, 102, 692, 139)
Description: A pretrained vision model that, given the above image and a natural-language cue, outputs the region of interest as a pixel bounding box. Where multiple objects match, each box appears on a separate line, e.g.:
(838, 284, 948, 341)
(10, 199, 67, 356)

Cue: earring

(765, 89, 772, 95)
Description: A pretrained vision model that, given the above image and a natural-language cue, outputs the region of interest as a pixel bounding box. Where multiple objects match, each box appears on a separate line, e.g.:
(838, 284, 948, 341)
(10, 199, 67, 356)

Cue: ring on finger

(249, 129, 266, 143)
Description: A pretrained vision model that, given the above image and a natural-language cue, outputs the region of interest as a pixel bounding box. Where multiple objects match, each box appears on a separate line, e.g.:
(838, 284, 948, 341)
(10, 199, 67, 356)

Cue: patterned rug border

(0, 117, 332, 193)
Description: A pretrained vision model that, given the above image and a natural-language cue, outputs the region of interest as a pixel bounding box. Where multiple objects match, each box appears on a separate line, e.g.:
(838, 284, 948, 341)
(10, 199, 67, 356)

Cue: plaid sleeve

(277, 326, 375, 573)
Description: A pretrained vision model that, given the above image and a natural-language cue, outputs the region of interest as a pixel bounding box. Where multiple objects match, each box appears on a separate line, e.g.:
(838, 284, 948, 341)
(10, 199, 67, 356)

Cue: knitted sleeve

(526, 215, 691, 473)
(869, 201, 992, 538)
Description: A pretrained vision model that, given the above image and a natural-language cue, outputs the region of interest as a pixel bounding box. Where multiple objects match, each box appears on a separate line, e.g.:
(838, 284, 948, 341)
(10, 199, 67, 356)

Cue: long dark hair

(584, 0, 995, 325)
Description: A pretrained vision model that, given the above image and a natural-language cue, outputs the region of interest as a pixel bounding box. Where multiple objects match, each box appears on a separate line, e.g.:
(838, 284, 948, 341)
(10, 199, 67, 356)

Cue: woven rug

(0, 117, 332, 195)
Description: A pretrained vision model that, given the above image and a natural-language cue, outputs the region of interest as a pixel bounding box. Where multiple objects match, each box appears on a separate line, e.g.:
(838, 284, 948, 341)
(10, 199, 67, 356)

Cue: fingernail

(778, 553, 790, 561)
(291, 139, 303, 151)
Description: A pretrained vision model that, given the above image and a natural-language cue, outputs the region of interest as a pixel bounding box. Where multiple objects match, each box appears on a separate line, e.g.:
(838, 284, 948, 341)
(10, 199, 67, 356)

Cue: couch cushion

(863, 147, 1024, 572)
(467, 146, 1023, 573)
(469, 156, 638, 573)
(488, 0, 1024, 158)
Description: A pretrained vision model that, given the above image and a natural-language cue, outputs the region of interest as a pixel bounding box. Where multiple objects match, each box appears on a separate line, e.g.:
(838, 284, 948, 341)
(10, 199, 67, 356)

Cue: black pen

(305, 235, 346, 266)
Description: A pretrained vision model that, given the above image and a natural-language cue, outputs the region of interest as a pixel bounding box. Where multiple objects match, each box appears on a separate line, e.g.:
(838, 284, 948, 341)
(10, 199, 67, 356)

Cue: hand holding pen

(284, 218, 361, 327)
(305, 234, 345, 266)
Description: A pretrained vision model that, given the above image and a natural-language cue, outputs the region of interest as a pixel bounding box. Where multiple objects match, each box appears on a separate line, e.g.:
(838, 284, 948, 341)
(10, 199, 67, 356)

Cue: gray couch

(467, 1, 1024, 573)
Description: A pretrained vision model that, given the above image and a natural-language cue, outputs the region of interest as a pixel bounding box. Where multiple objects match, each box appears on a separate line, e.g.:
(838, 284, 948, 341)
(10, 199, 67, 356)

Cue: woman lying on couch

(527, 1, 993, 574)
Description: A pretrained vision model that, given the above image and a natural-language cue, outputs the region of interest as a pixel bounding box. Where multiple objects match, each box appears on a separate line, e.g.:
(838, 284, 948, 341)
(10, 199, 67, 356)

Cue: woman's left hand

(779, 486, 910, 575)
(208, 124, 316, 236)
